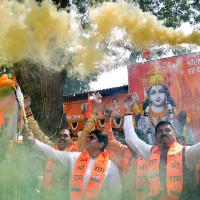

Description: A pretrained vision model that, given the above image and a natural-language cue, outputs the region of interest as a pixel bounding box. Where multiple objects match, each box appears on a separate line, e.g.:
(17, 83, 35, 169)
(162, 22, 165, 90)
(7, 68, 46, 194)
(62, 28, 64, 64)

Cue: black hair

(155, 121, 173, 137)
(90, 129, 108, 151)
(57, 127, 73, 138)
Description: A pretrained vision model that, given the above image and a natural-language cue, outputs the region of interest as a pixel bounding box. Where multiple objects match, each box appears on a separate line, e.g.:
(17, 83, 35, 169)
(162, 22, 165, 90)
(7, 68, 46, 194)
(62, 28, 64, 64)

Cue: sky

(90, 66, 128, 90)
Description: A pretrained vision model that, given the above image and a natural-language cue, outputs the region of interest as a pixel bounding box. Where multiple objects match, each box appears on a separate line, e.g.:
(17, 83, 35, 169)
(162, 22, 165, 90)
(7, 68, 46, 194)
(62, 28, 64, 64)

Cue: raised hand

(132, 92, 140, 103)
(24, 95, 32, 116)
(124, 94, 134, 113)
(103, 105, 112, 119)
(89, 93, 102, 114)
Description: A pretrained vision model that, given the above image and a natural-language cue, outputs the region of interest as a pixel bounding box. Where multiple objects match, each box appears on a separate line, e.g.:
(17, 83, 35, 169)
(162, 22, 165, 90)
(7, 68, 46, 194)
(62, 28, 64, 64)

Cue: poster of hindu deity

(128, 52, 200, 145)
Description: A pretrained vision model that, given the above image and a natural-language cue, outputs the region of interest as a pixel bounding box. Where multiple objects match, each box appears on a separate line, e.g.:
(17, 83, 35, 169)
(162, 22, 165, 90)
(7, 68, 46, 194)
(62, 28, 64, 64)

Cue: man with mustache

(25, 127, 121, 200)
(123, 94, 200, 200)
(40, 128, 79, 199)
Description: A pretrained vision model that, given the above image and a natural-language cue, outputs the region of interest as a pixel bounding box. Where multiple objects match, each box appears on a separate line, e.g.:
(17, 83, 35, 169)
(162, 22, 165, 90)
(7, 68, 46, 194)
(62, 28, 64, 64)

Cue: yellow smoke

(89, 1, 200, 48)
(0, 0, 199, 73)
(72, 37, 103, 74)
(24, 1, 70, 49)
(0, 0, 72, 66)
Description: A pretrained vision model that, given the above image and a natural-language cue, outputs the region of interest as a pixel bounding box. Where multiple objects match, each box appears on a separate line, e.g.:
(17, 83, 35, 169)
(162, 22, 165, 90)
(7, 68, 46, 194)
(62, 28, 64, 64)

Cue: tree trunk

(14, 61, 66, 136)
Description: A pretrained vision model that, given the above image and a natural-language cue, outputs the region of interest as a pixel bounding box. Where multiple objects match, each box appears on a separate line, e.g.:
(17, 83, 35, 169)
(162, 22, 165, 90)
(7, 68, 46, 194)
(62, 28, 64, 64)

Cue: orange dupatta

(136, 156, 149, 200)
(43, 143, 79, 190)
(148, 143, 183, 200)
(71, 151, 109, 200)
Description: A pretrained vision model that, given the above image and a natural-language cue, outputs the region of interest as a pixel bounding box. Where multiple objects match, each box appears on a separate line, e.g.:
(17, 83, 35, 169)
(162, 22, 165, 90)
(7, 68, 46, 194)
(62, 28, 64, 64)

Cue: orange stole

(122, 150, 133, 171)
(43, 145, 59, 190)
(66, 142, 79, 152)
(149, 143, 183, 200)
(0, 109, 5, 125)
(43, 143, 79, 190)
(70, 151, 109, 200)
(136, 156, 149, 200)
(195, 164, 200, 185)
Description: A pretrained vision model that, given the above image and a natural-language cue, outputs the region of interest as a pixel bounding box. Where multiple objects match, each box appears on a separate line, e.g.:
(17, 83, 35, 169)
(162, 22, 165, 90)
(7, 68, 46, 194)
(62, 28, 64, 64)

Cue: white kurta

(34, 139, 122, 199)
(124, 115, 200, 171)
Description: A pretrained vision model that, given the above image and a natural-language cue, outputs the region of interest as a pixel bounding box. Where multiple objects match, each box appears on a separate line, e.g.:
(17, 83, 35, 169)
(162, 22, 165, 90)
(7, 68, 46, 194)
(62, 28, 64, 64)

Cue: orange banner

(63, 93, 128, 135)
(128, 52, 200, 144)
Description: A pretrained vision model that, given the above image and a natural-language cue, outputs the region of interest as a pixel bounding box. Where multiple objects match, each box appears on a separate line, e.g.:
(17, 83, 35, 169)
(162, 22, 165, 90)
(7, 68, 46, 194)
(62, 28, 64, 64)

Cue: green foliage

(70, 0, 200, 63)
(132, 0, 194, 28)
(190, 0, 200, 24)
(88, 0, 108, 7)
(86, 0, 199, 28)
(64, 71, 98, 95)
(0, 64, 14, 77)
(157, 0, 191, 28)
(34, 0, 199, 29)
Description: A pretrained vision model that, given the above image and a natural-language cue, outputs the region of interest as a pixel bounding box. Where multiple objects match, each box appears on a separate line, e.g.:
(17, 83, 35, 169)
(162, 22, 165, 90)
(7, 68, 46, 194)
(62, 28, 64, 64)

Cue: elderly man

(26, 128, 121, 200)
(124, 95, 200, 200)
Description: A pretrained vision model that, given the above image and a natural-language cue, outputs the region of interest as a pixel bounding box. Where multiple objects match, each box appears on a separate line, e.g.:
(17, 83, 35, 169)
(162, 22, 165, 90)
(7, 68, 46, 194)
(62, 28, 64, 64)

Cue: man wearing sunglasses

(24, 93, 103, 199)
(24, 93, 101, 151)
(26, 128, 121, 200)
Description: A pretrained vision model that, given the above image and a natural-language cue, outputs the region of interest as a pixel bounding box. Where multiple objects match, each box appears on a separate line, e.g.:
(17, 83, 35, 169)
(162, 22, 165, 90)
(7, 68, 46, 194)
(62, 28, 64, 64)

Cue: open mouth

(59, 140, 66, 145)
(160, 134, 168, 140)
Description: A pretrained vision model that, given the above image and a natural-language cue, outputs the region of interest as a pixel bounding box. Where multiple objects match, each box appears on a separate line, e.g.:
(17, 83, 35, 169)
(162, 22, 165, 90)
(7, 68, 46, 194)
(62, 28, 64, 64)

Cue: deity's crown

(144, 67, 167, 89)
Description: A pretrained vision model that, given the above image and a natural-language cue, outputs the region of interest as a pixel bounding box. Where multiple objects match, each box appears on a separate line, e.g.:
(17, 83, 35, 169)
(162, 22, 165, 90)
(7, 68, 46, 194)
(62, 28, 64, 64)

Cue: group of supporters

(1, 71, 200, 200)
(25, 93, 200, 200)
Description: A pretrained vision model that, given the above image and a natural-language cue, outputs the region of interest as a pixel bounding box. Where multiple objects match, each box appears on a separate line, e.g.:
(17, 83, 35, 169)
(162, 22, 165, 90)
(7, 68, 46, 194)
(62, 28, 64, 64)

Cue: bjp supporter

(40, 128, 79, 199)
(24, 94, 101, 199)
(56, 128, 78, 152)
(70, 94, 146, 199)
(0, 73, 44, 199)
(25, 128, 122, 200)
(100, 104, 148, 200)
(0, 74, 17, 137)
(124, 94, 200, 200)
(24, 94, 100, 151)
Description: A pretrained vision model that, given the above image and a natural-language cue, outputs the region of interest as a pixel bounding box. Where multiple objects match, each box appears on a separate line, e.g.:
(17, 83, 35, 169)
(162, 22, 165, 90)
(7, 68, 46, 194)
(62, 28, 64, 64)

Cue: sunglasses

(88, 135, 96, 141)
(58, 134, 70, 138)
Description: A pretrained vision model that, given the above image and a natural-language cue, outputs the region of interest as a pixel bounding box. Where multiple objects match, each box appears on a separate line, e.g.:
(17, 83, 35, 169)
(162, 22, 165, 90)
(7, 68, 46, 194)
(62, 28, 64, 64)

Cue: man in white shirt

(26, 128, 122, 200)
(123, 95, 200, 200)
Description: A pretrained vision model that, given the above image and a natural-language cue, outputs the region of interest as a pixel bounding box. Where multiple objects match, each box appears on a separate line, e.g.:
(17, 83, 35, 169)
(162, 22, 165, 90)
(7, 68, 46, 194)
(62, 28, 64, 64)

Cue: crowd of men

(1, 72, 200, 200)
